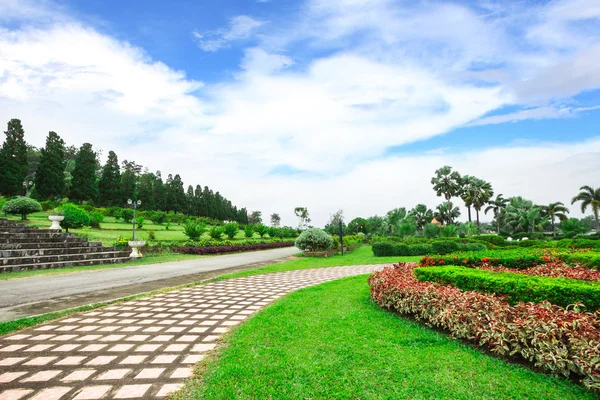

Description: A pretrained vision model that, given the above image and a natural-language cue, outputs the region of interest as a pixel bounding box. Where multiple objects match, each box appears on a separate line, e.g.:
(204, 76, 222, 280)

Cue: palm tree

(459, 175, 475, 223)
(434, 201, 461, 225)
(485, 194, 509, 234)
(504, 197, 544, 234)
(470, 178, 494, 225)
(431, 166, 462, 201)
(409, 204, 433, 231)
(540, 202, 569, 236)
(571, 186, 600, 231)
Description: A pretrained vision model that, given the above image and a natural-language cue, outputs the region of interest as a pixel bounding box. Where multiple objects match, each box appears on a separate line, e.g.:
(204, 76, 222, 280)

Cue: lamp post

(126, 199, 145, 258)
(127, 199, 141, 240)
(23, 180, 33, 197)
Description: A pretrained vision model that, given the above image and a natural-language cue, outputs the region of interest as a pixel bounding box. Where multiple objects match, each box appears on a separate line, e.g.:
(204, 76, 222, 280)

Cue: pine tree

(165, 174, 175, 213)
(153, 172, 166, 212)
(70, 143, 98, 203)
(184, 185, 193, 215)
(0, 119, 28, 196)
(172, 174, 186, 214)
(193, 185, 202, 216)
(98, 150, 121, 206)
(137, 171, 156, 210)
(34, 131, 66, 200)
(120, 160, 141, 204)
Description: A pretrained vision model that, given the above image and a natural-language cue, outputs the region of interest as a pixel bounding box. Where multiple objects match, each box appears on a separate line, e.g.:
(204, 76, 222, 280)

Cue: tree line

(0, 118, 250, 223)
(325, 165, 600, 237)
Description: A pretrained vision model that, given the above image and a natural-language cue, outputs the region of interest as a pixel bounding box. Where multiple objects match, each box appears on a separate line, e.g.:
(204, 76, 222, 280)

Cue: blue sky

(1, 0, 599, 225)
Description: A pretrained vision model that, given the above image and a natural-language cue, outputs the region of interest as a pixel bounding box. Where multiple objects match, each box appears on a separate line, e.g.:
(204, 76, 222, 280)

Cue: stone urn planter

(48, 215, 65, 230)
(128, 240, 146, 258)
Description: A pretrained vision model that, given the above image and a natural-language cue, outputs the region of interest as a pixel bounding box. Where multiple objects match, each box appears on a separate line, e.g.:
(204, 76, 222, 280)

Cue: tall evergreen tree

(120, 160, 141, 204)
(98, 150, 121, 206)
(193, 185, 203, 217)
(34, 131, 66, 200)
(153, 172, 166, 212)
(165, 174, 175, 212)
(172, 174, 186, 214)
(0, 119, 28, 196)
(137, 171, 156, 210)
(186, 185, 194, 215)
(70, 143, 98, 203)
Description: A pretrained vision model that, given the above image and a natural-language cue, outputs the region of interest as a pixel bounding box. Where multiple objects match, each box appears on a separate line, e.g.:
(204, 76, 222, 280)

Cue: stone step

(1, 250, 130, 266)
(0, 256, 132, 273)
(0, 241, 103, 250)
(0, 246, 118, 258)
(1, 236, 88, 244)
(0, 232, 75, 240)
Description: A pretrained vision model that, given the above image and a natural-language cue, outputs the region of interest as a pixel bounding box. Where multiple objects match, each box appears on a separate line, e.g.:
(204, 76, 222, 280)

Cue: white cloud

(193, 15, 264, 52)
(1, 0, 600, 227)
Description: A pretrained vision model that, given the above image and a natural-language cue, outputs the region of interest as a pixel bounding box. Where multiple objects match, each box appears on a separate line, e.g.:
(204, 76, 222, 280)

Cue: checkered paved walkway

(0, 265, 384, 400)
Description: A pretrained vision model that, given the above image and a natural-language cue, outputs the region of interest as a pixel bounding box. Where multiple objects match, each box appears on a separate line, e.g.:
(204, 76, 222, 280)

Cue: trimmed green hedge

(372, 241, 486, 257)
(414, 266, 600, 311)
(419, 249, 600, 270)
(557, 253, 600, 269)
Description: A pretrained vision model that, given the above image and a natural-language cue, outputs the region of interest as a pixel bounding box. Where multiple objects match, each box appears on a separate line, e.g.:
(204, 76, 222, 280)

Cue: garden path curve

(0, 264, 386, 400)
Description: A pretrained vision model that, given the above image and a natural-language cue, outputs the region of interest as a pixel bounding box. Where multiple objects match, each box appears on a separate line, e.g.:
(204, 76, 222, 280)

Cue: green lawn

(0, 253, 209, 280)
(5, 212, 266, 245)
(214, 245, 418, 281)
(176, 275, 595, 400)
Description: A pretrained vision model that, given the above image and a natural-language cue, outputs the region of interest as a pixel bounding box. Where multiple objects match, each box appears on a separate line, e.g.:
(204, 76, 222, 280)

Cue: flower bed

(172, 241, 295, 255)
(369, 263, 600, 390)
(419, 249, 547, 269)
(414, 266, 600, 311)
(420, 249, 600, 270)
(479, 260, 600, 282)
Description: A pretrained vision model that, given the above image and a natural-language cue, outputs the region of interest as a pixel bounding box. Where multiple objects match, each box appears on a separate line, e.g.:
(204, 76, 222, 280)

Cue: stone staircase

(0, 218, 131, 273)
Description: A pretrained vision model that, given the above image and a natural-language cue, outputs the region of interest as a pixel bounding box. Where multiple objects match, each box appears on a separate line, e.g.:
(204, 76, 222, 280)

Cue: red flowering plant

(369, 263, 600, 391)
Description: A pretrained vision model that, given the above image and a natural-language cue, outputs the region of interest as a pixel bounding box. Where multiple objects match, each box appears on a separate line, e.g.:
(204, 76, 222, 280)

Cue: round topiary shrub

(295, 228, 334, 252)
(2, 197, 42, 220)
(60, 204, 90, 232)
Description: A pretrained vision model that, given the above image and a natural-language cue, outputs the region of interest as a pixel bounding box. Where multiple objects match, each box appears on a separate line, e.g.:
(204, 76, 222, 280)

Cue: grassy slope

(178, 275, 595, 400)
(5, 212, 266, 244)
(213, 245, 418, 280)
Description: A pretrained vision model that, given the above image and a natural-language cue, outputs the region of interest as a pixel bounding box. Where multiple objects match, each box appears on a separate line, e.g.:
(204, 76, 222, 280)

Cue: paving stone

(0, 265, 383, 399)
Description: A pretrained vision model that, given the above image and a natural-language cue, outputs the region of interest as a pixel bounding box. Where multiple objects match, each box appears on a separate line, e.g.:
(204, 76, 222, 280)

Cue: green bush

(120, 208, 134, 223)
(106, 207, 121, 218)
(209, 226, 224, 240)
(2, 197, 42, 220)
(423, 223, 440, 239)
(150, 211, 167, 225)
(255, 224, 269, 238)
(295, 228, 334, 251)
(472, 235, 505, 247)
(244, 225, 254, 238)
(39, 200, 59, 211)
(557, 253, 600, 269)
(457, 242, 487, 252)
(148, 230, 156, 240)
(372, 242, 437, 257)
(223, 222, 239, 239)
(372, 242, 395, 256)
(183, 221, 207, 241)
(409, 243, 434, 256)
(60, 204, 90, 232)
(432, 240, 459, 255)
(89, 211, 104, 228)
(414, 266, 600, 311)
(136, 216, 144, 229)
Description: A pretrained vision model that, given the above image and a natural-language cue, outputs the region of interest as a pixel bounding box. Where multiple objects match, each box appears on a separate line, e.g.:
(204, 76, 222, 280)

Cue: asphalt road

(0, 247, 298, 309)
